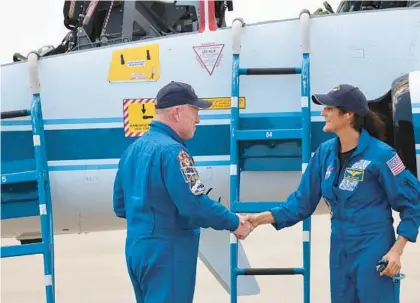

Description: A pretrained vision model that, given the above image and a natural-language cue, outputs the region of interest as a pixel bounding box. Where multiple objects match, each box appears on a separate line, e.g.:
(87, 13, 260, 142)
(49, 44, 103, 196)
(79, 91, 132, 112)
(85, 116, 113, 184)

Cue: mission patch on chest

(344, 168, 364, 182)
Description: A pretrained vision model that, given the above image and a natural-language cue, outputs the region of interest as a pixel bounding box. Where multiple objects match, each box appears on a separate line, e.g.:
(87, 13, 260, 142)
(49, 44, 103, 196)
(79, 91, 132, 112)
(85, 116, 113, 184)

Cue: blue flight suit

(270, 128, 420, 303)
(113, 120, 240, 303)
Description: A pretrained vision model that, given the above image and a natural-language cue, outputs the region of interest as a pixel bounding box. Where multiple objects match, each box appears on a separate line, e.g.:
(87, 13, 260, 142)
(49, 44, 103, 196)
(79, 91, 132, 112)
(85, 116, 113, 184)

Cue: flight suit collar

(329, 128, 372, 157)
(150, 120, 186, 146)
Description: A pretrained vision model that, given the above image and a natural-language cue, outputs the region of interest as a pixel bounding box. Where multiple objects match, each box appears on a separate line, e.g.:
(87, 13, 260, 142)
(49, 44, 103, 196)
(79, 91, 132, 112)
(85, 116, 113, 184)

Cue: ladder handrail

(229, 9, 313, 303)
(1, 51, 56, 303)
(300, 10, 312, 303)
(29, 50, 56, 301)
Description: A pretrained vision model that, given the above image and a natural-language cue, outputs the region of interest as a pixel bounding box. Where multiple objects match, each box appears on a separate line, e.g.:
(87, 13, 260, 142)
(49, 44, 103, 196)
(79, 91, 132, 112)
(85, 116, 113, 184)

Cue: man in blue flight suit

(113, 81, 252, 303)
(245, 84, 420, 302)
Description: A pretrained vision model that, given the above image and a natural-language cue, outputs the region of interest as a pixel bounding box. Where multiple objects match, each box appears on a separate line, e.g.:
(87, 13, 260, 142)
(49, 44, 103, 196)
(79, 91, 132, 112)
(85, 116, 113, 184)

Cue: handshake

(232, 214, 259, 240)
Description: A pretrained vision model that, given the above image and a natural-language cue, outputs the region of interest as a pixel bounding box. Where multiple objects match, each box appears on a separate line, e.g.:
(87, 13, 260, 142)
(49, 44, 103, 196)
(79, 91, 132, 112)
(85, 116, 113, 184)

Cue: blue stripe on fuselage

(1, 113, 325, 173)
(0, 112, 314, 126)
(1, 113, 419, 173)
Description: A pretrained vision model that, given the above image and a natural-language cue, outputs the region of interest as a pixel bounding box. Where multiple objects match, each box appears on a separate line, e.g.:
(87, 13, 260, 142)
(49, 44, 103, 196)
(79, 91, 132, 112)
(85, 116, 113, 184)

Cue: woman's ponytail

(338, 107, 387, 141)
(361, 110, 387, 141)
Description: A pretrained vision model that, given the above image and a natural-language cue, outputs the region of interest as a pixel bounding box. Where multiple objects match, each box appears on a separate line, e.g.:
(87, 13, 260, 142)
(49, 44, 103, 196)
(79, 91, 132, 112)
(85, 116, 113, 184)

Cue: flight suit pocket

(403, 174, 420, 202)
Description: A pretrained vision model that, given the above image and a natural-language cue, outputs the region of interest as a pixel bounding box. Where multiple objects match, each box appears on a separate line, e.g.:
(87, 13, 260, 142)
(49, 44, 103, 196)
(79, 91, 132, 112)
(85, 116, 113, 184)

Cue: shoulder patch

(386, 153, 406, 176)
(177, 149, 195, 169)
(177, 149, 206, 195)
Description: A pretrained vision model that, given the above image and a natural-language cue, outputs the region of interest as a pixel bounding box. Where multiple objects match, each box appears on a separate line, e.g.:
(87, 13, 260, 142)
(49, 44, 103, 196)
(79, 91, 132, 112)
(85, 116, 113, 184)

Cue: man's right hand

(233, 214, 253, 240)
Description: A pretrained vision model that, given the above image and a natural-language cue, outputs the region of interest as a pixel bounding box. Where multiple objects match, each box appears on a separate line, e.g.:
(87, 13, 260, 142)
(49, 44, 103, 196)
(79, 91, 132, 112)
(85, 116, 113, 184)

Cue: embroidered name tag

(344, 168, 364, 182)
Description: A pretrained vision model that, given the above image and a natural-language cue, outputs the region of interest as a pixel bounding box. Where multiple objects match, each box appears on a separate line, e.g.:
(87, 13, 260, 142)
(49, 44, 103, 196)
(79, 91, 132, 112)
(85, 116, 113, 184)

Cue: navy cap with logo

(311, 84, 370, 117)
(155, 81, 212, 109)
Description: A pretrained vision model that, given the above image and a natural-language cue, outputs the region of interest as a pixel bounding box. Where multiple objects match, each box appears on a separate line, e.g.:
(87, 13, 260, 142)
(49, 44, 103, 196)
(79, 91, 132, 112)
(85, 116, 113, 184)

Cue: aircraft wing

(198, 228, 260, 296)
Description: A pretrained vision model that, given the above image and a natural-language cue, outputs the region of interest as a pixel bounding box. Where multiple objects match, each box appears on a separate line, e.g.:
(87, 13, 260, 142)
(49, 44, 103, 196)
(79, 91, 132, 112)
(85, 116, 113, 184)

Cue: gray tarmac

(1, 213, 419, 303)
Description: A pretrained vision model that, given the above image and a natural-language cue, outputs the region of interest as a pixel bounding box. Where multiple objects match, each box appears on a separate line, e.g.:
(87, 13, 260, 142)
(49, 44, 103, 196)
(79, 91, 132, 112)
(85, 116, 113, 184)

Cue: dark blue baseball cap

(155, 81, 212, 109)
(311, 84, 370, 117)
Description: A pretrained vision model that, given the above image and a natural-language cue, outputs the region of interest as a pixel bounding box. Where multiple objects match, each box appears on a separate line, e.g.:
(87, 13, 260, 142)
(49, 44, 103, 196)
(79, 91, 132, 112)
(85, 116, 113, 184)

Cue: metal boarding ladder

(1, 52, 56, 303)
(229, 10, 312, 303)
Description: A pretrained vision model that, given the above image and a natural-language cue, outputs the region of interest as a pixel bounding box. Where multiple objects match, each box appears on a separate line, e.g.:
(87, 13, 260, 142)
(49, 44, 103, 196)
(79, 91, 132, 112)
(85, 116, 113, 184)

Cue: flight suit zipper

(333, 156, 353, 207)
(332, 152, 356, 257)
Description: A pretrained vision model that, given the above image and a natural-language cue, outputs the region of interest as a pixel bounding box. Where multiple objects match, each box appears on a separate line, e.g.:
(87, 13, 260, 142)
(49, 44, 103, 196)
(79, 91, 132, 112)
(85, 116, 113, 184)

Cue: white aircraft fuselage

(1, 2, 420, 296)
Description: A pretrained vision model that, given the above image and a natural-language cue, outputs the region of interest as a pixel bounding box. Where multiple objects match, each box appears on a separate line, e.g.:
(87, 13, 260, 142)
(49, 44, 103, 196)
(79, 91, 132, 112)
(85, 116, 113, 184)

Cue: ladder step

(235, 129, 302, 141)
(239, 67, 301, 75)
(231, 202, 284, 213)
(1, 109, 31, 119)
(1, 243, 45, 258)
(1, 171, 39, 184)
(237, 267, 305, 276)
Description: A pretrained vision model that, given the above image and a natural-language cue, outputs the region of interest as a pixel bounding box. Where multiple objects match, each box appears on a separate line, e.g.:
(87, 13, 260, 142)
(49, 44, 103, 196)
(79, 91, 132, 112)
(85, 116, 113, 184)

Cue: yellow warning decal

(122, 96, 245, 137)
(202, 97, 246, 110)
(108, 44, 160, 82)
(123, 99, 156, 137)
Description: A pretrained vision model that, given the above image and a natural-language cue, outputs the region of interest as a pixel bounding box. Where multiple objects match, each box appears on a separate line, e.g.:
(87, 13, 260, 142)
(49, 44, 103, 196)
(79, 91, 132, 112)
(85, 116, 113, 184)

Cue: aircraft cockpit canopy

(12, 0, 234, 62)
(314, 1, 419, 15)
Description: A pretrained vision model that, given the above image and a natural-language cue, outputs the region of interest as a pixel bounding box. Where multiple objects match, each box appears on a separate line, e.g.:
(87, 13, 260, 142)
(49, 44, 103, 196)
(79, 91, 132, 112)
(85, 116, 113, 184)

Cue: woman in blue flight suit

(247, 84, 420, 303)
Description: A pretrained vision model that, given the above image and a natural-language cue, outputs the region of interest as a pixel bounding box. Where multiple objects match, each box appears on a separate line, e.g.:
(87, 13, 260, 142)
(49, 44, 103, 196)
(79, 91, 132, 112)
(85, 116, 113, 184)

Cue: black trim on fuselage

(391, 74, 417, 177)
(367, 73, 417, 177)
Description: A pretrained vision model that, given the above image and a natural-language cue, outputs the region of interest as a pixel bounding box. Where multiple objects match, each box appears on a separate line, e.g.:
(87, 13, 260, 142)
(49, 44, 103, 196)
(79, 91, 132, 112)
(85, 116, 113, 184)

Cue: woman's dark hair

(337, 107, 387, 141)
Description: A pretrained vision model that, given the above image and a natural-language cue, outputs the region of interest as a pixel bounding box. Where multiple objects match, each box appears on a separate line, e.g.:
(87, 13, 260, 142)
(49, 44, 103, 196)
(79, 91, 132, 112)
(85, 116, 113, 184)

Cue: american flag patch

(386, 154, 406, 176)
